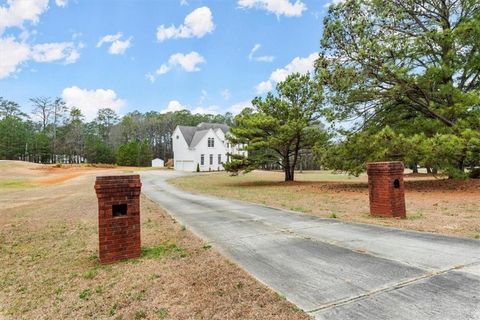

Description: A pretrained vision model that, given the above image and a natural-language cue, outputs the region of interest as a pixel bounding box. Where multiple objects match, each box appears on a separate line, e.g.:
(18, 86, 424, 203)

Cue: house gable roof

(176, 123, 230, 148)
(177, 126, 197, 146)
(196, 122, 229, 134)
(190, 129, 209, 148)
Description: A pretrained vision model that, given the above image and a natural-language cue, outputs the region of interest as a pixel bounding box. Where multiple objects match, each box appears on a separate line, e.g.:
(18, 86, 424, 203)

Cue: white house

(151, 158, 164, 167)
(172, 122, 246, 172)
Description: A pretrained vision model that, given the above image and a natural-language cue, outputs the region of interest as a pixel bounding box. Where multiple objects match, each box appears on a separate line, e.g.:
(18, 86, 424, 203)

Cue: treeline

(0, 96, 234, 166)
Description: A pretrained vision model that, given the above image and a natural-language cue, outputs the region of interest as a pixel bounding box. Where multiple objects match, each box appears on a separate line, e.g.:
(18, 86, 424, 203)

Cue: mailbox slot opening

(112, 204, 127, 217)
(393, 179, 400, 189)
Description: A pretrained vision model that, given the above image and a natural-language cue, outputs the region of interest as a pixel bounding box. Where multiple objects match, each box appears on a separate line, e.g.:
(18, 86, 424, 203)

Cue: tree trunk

(284, 167, 295, 181)
(412, 164, 418, 174)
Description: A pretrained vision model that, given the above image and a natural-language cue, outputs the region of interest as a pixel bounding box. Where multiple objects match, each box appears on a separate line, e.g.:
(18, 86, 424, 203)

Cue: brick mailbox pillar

(367, 161, 406, 218)
(95, 175, 142, 264)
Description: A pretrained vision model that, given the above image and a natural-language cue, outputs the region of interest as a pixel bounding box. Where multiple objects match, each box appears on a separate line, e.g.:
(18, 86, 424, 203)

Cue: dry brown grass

(171, 170, 480, 239)
(0, 161, 309, 319)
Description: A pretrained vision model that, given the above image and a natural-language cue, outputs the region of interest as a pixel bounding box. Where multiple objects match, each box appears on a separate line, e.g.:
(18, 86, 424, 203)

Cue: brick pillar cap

(367, 161, 404, 175)
(94, 175, 142, 192)
(95, 174, 140, 181)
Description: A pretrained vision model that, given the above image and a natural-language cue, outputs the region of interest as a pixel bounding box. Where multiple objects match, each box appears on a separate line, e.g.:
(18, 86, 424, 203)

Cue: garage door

(175, 160, 195, 172)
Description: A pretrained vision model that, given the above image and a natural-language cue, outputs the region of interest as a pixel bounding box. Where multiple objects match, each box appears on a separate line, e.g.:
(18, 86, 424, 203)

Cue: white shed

(151, 158, 164, 167)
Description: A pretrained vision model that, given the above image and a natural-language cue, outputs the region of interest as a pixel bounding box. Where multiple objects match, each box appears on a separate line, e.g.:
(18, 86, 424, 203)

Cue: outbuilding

(151, 158, 164, 167)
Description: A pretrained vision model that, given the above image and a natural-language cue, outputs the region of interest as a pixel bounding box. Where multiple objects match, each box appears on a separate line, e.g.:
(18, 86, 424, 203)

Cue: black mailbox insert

(393, 179, 400, 189)
(112, 204, 128, 217)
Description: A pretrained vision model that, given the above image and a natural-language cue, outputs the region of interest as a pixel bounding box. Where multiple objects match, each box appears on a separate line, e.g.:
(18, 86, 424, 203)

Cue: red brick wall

(95, 175, 142, 264)
(367, 162, 406, 218)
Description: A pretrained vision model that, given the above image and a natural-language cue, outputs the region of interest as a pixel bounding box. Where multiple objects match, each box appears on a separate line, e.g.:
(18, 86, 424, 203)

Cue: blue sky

(0, 0, 332, 120)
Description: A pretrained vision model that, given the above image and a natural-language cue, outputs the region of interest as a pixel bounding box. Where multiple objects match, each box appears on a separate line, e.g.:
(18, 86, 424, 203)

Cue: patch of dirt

(36, 172, 84, 185)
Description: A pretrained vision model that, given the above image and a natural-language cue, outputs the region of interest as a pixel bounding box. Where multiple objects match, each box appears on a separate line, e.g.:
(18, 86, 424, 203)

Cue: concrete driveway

(141, 171, 480, 320)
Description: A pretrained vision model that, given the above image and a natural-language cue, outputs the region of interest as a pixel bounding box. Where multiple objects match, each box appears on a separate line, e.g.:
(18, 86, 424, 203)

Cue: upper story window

(208, 137, 215, 147)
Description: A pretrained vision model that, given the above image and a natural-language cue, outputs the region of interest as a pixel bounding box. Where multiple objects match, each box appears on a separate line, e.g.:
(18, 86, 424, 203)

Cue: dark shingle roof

(196, 122, 229, 134)
(178, 126, 197, 146)
(190, 130, 209, 148)
(177, 123, 230, 148)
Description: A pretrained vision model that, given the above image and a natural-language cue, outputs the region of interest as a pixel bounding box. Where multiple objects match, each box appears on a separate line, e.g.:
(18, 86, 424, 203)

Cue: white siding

(194, 129, 227, 172)
(172, 127, 198, 172)
(151, 158, 164, 167)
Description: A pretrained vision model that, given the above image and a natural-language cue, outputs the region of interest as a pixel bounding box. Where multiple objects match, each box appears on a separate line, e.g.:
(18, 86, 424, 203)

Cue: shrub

(116, 140, 152, 167)
(469, 168, 480, 179)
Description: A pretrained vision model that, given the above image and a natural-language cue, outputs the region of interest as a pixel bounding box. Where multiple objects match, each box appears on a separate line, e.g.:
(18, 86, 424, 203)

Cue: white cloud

(228, 100, 252, 115)
(156, 7, 215, 41)
(180, 0, 188, 5)
(169, 52, 205, 72)
(0, 37, 82, 79)
(256, 52, 317, 93)
(237, 0, 306, 17)
(62, 86, 125, 121)
(191, 106, 219, 115)
(248, 43, 274, 63)
(55, 0, 68, 7)
(160, 99, 219, 115)
(255, 80, 273, 93)
(145, 73, 156, 83)
(159, 98, 253, 116)
(31, 42, 80, 64)
(147, 51, 205, 82)
(161, 100, 186, 113)
(0, 0, 49, 35)
(97, 33, 132, 55)
(156, 64, 171, 75)
(0, 37, 30, 78)
(221, 89, 231, 100)
(0, 0, 83, 79)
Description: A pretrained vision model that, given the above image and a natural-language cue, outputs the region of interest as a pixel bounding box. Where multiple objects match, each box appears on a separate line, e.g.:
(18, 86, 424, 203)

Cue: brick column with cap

(94, 175, 142, 264)
(367, 161, 406, 218)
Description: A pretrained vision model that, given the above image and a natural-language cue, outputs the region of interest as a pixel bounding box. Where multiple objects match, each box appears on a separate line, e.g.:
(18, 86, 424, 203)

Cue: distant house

(172, 122, 246, 172)
(151, 158, 164, 167)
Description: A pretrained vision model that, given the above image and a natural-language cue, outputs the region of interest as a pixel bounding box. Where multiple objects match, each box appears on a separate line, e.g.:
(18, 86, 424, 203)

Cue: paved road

(141, 171, 480, 319)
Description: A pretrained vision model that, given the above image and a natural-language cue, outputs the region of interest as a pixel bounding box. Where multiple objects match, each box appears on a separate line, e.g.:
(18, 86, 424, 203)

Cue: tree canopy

(226, 73, 328, 181)
(316, 0, 480, 177)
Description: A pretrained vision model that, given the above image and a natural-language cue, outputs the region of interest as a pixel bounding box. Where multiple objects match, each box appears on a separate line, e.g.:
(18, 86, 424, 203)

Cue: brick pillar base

(95, 175, 142, 264)
(367, 162, 406, 218)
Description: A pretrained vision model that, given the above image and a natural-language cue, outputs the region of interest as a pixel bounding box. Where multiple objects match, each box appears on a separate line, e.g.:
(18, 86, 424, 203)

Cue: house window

(218, 154, 222, 164)
(176, 135, 179, 139)
(227, 154, 230, 162)
(200, 154, 204, 165)
(209, 154, 213, 165)
(208, 137, 215, 147)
